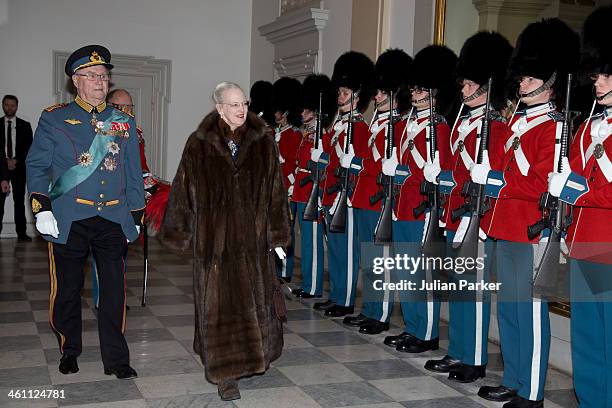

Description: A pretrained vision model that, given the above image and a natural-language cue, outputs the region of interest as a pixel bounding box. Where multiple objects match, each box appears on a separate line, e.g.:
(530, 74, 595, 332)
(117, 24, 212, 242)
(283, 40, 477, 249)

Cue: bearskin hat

(375, 48, 412, 93)
(456, 31, 513, 110)
(581, 6, 612, 76)
(332, 51, 375, 112)
(273, 76, 303, 127)
(508, 18, 580, 104)
(410, 45, 459, 117)
(249, 80, 274, 126)
(301, 74, 336, 128)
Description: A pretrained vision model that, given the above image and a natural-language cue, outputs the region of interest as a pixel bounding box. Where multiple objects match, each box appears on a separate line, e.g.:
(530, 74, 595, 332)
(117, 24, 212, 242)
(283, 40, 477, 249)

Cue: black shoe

(503, 396, 543, 408)
(478, 385, 518, 402)
(297, 292, 320, 299)
(325, 305, 354, 317)
(359, 320, 389, 335)
(313, 300, 335, 310)
(17, 234, 32, 242)
(291, 288, 305, 296)
(59, 354, 79, 374)
(384, 332, 415, 347)
(104, 364, 138, 379)
(396, 337, 439, 353)
(448, 363, 486, 383)
(424, 355, 461, 373)
(343, 313, 370, 327)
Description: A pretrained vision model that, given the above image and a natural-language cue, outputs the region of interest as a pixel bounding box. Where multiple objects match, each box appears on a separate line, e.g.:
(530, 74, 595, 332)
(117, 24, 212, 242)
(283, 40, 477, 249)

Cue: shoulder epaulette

(44, 103, 68, 112)
(433, 113, 448, 125)
(548, 111, 564, 122)
(490, 111, 507, 124)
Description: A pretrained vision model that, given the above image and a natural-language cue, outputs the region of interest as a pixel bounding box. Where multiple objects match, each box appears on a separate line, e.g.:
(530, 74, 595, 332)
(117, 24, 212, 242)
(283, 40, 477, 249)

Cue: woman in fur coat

(159, 82, 291, 401)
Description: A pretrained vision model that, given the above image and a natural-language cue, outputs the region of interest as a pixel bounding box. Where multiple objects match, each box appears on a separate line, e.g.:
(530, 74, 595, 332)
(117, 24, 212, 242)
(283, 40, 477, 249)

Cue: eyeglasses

(222, 101, 250, 109)
(74, 72, 111, 82)
(111, 103, 135, 111)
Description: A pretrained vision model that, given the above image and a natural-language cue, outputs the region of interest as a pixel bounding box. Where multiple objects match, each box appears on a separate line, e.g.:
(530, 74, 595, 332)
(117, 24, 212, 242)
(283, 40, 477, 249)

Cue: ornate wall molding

(472, 0, 553, 17)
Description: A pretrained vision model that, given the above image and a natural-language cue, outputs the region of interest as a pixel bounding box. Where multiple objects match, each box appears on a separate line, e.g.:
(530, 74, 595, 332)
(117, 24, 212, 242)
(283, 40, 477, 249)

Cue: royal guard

(471, 19, 580, 407)
(380, 45, 456, 350)
(249, 80, 275, 128)
(423, 31, 513, 383)
(548, 6, 612, 406)
(292, 74, 335, 301)
(272, 77, 302, 283)
(341, 48, 412, 333)
(311, 51, 374, 314)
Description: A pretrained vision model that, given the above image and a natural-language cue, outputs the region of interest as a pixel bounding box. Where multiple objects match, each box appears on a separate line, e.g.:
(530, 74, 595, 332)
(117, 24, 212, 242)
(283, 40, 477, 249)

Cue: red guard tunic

(396, 109, 451, 221)
(321, 113, 369, 207)
(566, 109, 612, 263)
(275, 124, 302, 193)
(292, 122, 325, 204)
(486, 103, 562, 242)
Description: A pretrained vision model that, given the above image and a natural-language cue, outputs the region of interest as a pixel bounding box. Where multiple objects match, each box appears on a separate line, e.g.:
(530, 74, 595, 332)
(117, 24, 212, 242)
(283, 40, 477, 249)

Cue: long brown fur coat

(159, 110, 291, 383)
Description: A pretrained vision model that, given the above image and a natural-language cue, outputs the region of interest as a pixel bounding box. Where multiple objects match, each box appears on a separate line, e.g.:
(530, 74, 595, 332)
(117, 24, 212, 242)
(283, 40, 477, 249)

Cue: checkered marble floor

(0, 237, 578, 407)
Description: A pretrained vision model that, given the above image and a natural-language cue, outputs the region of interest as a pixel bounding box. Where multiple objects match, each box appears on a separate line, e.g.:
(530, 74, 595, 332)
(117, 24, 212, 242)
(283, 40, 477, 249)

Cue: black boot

(343, 313, 370, 327)
(503, 396, 543, 408)
(448, 363, 486, 383)
(291, 288, 305, 296)
(478, 385, 518, 402)
(325, 305, 354, 317)
(359, 320, 389, 335)
(59, 354, 79, 374)
(313, 300, 335, 310)
(424, 355, 461, 373)
(383, 332, 414, 347)
(104, 363, 138, 379)
(396, 337, 439, 353)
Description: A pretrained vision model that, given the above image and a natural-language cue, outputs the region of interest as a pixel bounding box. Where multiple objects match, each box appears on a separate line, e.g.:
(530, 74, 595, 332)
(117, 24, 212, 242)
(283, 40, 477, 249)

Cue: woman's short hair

(213, 82, 244, 104)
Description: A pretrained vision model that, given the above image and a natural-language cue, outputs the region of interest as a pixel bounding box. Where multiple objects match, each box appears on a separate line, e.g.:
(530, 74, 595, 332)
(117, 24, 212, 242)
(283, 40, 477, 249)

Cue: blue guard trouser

(570, 258, 612, 408)
(496, 240, 550, 402)
(325, 205, 359, 307)
(295, 202, 325, 296)
(276, 201, 296, 280)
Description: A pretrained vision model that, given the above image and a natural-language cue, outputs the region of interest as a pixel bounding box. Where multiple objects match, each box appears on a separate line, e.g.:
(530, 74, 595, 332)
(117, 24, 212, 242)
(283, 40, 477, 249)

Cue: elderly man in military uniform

(26, 45, 144, 379)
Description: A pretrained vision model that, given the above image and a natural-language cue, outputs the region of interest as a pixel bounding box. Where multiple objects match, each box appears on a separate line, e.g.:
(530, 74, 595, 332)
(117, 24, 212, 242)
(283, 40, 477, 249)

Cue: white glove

(453, 215, 487, 245)
(287, 185, 294, 197)
(548, 157, 571, 198)
(275, 247, 286, 260)
(35, 211, 59, 238)
(423, 152, 441, 184)
(382, 147, 399, 176)
(470, 163, 491, 185)
(136, 225, 141, 235)
(311, 148, 324, 163)
(340, 145, 355, 169)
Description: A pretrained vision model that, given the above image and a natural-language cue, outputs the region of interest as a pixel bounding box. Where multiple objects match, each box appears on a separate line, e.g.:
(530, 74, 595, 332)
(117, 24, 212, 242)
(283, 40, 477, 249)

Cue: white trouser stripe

(530, 297, 542, 401)
(310, 220, 318, 295)
(474, 242, 485, 365)
(425, 264, 434, 340)
(344, 207, 354, 306)
(380, 244, 391, 322)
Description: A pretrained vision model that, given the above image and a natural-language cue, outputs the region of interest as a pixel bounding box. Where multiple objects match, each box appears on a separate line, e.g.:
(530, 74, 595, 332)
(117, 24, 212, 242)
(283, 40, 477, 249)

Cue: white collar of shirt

(468, 105, 486, 119)
(415, 108, 430, 120)
(604, 106, 612, 119)
(521, 102, 555, 119)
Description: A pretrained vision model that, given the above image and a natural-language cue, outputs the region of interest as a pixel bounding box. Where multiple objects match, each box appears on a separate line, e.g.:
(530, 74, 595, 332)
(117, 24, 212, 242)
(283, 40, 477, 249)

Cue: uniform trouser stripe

(529, 298, 542, 401)
(474, 242, 485, 365)
(380, 245, 391, 322)
(48, 242, 66, 353)
(424, 264, 434, 340)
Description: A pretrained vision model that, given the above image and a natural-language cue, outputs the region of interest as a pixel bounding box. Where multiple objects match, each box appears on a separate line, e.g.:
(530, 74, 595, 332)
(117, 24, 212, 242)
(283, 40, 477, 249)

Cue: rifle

(372, 91, 396, 243)
(302, 92, 324, 221)
(328, 91, 356, 233)
(453, 77, 493, 257)
(529, 73, 574, 299)
(414, 90, 445, 254)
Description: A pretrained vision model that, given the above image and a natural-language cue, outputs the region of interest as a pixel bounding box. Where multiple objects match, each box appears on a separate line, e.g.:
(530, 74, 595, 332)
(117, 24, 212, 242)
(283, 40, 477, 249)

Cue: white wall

(250, 0, 278, 84)
(388, 0, 416, 55)
(444, 0, 479, 55)
(321, 0, 353, 77)
(0, 0, 253, 184)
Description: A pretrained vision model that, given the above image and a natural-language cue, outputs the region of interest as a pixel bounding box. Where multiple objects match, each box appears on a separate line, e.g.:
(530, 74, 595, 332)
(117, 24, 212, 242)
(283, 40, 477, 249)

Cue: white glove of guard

(423, 152, 441, 184)
(470, 151, 491, 185)
(35, 211, 59, 238)
(275, 247, 286, 260)
(311, 148, 324, 163)
(548, 157, 571, 198)
(287, 185, 294, 197)
(382, 147, 399, 176)
(340, 145, 355, 169)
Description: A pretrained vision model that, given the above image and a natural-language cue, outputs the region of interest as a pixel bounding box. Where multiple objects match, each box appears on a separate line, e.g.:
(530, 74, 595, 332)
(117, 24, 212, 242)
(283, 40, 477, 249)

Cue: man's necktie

(6, 120, 13, 158)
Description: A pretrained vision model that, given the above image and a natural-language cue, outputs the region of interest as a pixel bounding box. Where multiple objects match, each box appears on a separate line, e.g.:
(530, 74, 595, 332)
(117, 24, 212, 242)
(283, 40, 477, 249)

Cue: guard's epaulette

(548, 111, 564, 122)
(350, 115, 365, 124)
(490, 111, 507, 124)
(433, 113, 448, 125)
(44, 103, 68, 112)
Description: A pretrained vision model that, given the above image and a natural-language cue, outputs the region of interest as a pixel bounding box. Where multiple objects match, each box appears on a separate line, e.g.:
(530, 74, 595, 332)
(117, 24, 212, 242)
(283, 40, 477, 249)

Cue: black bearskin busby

(331, 51, 375, 112)
(508, 18, 580, 105)
(301, 74, 336, 128)
(456, 31, 513, 110)
(581, 6, 612, 76)
(273, 76, 303, 128)
(375, 48, 412, 113)
(249, 80, 274, 126)
(410, 45, 459, 118)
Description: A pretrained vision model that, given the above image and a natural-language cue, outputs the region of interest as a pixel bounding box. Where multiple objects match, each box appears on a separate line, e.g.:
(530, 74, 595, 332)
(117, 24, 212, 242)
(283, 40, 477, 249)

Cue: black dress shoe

(424, 355, 461, 373)
(297, 292, 320, 299)
(384, 332, 415, 347)
(343, 313, 370, 327)
(396, 337, 439, 353)
(448, 363, 486, 383)
(59, 354, 79, 374)
(17, 234, 32, 242)
(478, 385, 518, 402)
(104, 364, 138, 379)
(325, 305, 354, 317)
(291, 288, 305, 296)
(503, 396, 543, 408)
(313, 300, 335, 310)
(359, 320, 389, 334)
